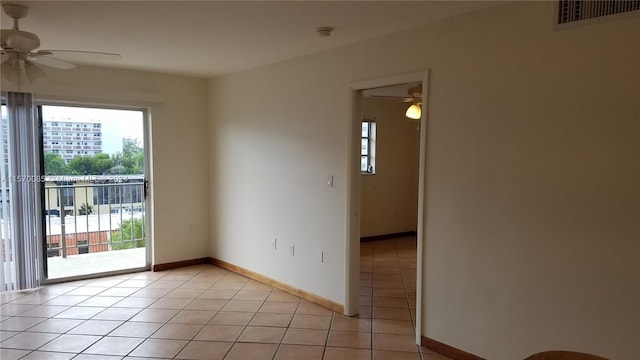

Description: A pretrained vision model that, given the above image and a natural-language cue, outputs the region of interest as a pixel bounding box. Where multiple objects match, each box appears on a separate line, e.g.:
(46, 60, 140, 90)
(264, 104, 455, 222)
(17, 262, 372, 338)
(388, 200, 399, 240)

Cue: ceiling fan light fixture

(1, 61, 19, 84)
(25, 63, 45, 83)
(405, 103, 421, 120)
(2, 29, 40, 51)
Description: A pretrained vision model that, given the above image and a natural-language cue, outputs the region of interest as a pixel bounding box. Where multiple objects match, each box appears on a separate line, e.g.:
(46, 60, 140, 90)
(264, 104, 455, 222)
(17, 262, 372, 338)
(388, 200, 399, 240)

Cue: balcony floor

(47, 247, 147, 280)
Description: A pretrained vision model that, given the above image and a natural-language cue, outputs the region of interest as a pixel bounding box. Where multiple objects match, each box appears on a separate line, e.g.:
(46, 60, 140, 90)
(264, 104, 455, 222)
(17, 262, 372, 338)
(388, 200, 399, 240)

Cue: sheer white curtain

(0, 92, 42, 291)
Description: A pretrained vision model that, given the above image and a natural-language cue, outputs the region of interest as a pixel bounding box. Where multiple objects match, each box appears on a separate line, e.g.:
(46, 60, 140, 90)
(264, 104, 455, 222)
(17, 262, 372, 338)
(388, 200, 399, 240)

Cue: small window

(77, 240, 89, 254)
(361, 120, 376, 174)
(61, 187, 74, 206)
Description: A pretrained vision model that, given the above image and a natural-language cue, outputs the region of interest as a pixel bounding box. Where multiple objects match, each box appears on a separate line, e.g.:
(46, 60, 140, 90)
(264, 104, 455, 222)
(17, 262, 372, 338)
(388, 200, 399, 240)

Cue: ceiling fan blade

(1, 60, 19, 84)
(366, 95, 413, 102)
(24, 62, 45, 83)
(38, 50, 122, 62)
(30, 55, 76, 70)
(1, 59, 46, 84)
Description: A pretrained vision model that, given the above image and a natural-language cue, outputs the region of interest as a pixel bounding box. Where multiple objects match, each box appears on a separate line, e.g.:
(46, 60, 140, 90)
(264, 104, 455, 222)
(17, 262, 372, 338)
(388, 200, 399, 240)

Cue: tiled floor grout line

(326, 312, 334, 360)
(396, 239, 418, 331)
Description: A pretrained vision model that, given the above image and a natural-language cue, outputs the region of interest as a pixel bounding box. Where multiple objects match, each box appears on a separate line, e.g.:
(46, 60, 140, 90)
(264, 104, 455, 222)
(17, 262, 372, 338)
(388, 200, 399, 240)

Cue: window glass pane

(361, 120, 375, 174)
(63, 188, 74, 206)
(361, 139, 368, 155)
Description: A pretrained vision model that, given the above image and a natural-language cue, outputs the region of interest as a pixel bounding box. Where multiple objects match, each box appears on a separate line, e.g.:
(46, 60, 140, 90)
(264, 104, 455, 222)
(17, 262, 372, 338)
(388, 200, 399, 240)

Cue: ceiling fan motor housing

(1, 29, 40, 52)
(408, 85, 422, 99)
(2, 4, 29, 19)
(1, 4, 41, 53)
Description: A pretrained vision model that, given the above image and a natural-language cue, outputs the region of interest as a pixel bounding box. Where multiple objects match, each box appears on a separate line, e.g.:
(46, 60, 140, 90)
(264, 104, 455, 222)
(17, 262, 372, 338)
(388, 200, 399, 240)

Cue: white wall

(208, 2, 639, 359)
(208, 67, 348, 304)
(360, 98, 419, 237)
(1, 65, 210, 266)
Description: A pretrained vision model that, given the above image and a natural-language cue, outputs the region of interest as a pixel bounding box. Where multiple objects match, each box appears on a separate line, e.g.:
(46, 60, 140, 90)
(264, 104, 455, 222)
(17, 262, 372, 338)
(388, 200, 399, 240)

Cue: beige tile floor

(1, 237, 451, 360)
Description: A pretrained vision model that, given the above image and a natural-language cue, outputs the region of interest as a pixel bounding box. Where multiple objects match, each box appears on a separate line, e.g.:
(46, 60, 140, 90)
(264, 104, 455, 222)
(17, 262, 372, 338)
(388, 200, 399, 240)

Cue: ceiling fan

(1, 3, 122, 83)
(364, 83, 423, 120)
(365, 83, 423, 103)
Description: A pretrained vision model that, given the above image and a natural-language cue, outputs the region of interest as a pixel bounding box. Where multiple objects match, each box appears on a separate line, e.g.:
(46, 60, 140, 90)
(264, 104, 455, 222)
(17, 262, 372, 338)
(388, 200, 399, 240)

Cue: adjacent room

(1, 1, 638, 360)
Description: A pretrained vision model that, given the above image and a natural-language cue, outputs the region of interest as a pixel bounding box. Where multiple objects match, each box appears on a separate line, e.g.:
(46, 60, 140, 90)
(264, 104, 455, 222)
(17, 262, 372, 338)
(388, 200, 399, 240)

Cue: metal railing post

(58, 187, 67, 258)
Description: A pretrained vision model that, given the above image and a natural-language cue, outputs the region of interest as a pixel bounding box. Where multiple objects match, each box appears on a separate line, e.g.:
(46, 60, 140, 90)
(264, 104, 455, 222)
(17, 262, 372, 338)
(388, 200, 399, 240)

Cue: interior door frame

(346, 70, 429, 345)
(36, 100, 153, 284)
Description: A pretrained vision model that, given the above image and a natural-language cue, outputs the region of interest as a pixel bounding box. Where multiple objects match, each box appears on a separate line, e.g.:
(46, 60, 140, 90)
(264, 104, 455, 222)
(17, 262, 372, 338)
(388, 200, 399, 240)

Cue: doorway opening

(359, 82, 422, 331)
(39, 104, 151, 281)
(347, 71, 428, 345)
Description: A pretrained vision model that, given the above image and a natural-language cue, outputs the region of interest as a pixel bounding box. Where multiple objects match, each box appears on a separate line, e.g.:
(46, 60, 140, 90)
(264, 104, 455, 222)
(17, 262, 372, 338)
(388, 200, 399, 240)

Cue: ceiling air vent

(558, 0, 640, 24)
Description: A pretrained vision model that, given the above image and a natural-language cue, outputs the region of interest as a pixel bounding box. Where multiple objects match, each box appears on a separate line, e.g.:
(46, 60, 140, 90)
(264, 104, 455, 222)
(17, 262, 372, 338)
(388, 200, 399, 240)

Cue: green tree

(67, 155, 94, 175)
(133, 153, 144, 173)
(91, 153, 115, 174)
(44, 152, 67, 175)
(111, 138, 144, 174)
(111, 218, 145, 250)
(105, 164, 127, 175)
(45, 138, 144, 176)
(78, 203, 94, 215)
(111, 152, 133, 173)
(122, 138, 142, 157)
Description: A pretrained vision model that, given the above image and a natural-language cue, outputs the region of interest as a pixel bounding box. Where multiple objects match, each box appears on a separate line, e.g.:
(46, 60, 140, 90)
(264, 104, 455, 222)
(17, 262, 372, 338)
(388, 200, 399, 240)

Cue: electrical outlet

(289, 244, 295, 256)
(187, 225, 193, 236)
(272, 238, 277, 251)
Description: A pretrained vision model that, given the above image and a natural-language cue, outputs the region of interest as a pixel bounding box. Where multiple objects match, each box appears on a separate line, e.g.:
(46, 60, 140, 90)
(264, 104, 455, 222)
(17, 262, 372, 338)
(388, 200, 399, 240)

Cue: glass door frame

(36, 100, 153, 284)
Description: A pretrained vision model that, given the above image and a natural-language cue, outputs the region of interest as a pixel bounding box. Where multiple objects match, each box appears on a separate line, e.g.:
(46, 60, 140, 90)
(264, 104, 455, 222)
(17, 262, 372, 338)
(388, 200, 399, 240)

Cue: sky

(41, 105, 145, 155)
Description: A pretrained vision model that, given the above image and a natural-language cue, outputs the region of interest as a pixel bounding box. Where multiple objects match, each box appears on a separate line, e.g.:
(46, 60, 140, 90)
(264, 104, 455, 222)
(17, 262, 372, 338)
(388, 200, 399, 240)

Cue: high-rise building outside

(42, 117, 103, 163)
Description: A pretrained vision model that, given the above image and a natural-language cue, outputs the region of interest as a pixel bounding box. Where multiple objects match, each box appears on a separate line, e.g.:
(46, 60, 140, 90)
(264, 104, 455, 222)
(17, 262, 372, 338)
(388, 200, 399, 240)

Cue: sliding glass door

(0, 98, 151, 289)
(39, 104, 150, 281)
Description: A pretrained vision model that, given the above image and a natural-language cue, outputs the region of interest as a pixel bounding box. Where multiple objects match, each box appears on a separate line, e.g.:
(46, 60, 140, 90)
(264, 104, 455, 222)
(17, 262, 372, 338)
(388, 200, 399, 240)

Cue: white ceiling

(1, 1, 497, 78)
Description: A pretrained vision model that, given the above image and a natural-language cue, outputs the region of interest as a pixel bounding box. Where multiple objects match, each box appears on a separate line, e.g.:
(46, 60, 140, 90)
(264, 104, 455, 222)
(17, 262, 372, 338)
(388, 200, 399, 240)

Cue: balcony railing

(43, 181, 146, 261)
(1, 179, 147, 280)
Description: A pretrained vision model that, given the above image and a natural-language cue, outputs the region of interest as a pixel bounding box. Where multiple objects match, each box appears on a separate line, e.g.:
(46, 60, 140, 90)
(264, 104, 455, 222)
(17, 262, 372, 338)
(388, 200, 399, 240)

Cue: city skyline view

(41, 105, 145, 155)
(1, 105, 145, 155)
